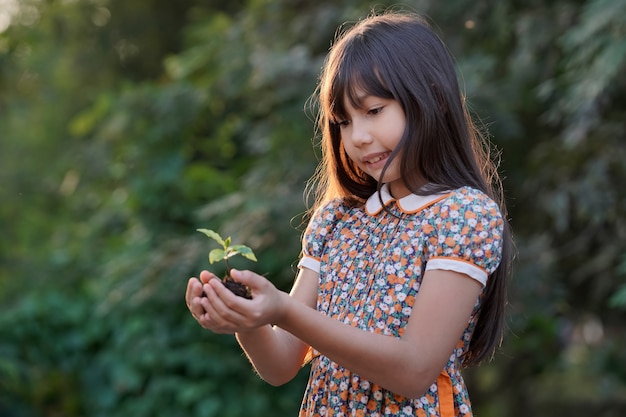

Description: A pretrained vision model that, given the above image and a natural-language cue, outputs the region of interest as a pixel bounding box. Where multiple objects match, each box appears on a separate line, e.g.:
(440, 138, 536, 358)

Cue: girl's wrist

(272, 290, 294, 328)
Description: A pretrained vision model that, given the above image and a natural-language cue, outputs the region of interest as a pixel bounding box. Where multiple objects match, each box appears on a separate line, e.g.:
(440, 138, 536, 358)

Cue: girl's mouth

(364, 152, 390, 166)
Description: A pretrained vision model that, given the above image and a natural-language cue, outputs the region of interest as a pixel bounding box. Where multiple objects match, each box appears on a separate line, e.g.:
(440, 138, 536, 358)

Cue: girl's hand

(198, 269, 287, 334)
(185, 270, 220, 326)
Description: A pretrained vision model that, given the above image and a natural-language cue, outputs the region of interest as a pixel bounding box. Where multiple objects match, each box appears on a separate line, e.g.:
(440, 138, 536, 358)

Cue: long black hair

(309, 11, 514, 366)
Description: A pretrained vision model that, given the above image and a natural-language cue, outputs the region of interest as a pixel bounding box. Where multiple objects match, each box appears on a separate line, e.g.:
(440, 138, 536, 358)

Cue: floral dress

(296, 184, 504, 417)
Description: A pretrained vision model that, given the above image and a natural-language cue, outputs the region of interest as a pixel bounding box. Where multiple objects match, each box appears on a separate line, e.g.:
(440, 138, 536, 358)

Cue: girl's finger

(185, 277, 203, 309)
(189, 293, 209, 321)
(200, 282, 248, 330)
(199, 270, 219, 284)
(229, 269, 264, 290)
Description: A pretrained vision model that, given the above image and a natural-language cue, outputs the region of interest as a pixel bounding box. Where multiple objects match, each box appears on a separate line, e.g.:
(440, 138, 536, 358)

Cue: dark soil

(199, 277, 252, 299)
(223, 276, 252, 299)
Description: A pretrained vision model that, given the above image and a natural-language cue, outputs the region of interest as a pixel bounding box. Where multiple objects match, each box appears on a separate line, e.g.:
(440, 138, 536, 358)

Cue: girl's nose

(349, 120, 372, 147)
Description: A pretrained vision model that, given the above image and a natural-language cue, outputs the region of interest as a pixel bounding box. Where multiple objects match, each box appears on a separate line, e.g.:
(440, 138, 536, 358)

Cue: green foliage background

(1, 0, 625, 416)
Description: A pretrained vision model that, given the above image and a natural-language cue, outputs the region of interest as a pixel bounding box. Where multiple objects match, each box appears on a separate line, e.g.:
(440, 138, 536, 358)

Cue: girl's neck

(388, 179, 421, 199)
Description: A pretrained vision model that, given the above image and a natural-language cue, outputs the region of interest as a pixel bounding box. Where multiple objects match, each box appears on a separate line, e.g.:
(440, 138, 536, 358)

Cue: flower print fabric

(297, 184, 504, 417)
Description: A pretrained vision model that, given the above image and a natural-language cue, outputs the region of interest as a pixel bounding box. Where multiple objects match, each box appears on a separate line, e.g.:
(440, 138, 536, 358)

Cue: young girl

(186, 11, 513, 417)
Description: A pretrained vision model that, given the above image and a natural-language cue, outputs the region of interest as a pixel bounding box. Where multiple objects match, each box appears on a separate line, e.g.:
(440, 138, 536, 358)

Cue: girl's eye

(336, 120, 350, 128)
(368, 107, 383, 116)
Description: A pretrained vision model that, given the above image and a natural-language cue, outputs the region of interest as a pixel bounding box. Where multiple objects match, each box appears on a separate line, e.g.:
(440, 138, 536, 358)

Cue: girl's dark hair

(308, 11, 514, 366)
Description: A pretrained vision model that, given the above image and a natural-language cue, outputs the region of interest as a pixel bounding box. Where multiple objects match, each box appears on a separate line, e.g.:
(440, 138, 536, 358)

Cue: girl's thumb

(230, 269, 258, 286)
(199, 270, 218, 284)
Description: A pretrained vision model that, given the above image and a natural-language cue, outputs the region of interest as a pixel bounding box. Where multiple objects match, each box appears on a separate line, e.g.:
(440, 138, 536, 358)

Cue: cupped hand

(185, 270, 219, 325)
(198, 269, 287, 334)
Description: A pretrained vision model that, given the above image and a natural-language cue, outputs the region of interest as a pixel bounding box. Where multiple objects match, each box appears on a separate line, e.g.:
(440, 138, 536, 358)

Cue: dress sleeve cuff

(425, 257, 488, 287)
(298, 256, 320, 273)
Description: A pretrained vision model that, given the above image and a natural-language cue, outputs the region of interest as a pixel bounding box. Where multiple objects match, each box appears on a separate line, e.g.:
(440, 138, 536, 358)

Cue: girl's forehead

(339, 75, 391, 109)
(342, 87, 368, 106)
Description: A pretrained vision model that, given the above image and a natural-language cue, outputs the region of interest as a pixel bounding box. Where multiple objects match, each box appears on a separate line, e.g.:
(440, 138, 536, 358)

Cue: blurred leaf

(230, 245, 258, 262)
(209, 248, 226, 264)
(197, 229, 226, 246)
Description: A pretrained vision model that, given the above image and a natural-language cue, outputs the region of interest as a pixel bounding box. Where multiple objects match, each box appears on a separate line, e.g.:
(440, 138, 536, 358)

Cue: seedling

(197, 228, 257, 299)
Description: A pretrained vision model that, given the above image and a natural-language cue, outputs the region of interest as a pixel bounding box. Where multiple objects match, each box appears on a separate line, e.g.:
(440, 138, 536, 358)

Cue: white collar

(365, 183, 449, 215)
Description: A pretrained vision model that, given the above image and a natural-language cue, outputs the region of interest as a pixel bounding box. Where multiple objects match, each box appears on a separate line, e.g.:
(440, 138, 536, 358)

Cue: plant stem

(224, 256, 232, 278)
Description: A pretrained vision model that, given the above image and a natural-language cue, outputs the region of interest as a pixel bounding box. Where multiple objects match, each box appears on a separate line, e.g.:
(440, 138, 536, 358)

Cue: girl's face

(337, 91, 410, 198)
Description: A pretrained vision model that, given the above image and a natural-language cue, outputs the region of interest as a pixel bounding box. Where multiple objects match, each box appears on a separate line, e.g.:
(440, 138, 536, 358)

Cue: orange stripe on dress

(437, 370, 455, 417)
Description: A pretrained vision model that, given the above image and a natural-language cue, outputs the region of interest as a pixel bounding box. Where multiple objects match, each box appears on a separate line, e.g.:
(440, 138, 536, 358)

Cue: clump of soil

(223, 276, 252, 299)
(200, 276, 251, 299)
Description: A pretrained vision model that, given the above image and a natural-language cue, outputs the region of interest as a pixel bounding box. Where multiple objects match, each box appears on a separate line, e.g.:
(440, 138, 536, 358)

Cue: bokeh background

(1, 0, 625, 416)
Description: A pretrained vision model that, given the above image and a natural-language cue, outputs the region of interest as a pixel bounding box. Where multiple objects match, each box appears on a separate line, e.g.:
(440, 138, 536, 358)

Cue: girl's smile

(362, 151, 391, 168)
(337, 92, 410, 198)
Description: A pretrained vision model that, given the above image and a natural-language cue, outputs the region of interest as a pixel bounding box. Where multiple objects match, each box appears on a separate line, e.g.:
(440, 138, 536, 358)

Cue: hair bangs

(326, 39, 394, 124)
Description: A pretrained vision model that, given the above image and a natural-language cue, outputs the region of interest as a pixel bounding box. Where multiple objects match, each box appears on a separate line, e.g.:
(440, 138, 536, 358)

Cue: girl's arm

(278, 269, 482, 398)
(203, 268, 482, 399)
(191, 269, 318, 386)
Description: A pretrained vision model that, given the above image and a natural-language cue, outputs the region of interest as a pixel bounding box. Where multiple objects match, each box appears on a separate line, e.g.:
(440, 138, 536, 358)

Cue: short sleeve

(297, 199, 346, 273)
(425, 188, 504, 286)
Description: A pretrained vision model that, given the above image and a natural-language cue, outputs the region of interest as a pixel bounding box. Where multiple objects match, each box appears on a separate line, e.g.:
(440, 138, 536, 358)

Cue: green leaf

(208, 248, 226, 264)
(197, 229, 225, 247)
(230, 245, 257, 262)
